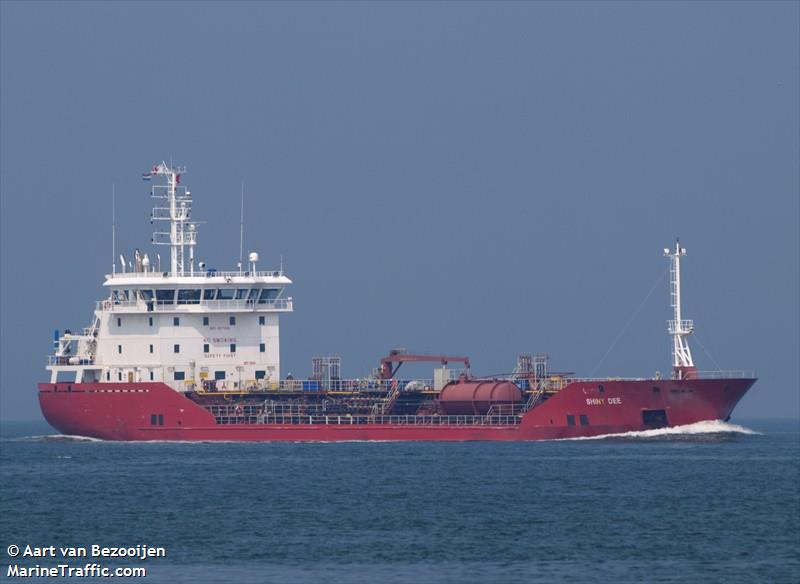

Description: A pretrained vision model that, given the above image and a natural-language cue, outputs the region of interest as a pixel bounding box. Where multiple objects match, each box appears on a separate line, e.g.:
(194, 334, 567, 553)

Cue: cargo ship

(38, 162, 756, 441)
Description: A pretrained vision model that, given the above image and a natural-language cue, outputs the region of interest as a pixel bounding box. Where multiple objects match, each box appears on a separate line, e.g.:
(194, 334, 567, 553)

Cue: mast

(664, 240, 694, 378)
(146, 162, 196, 276)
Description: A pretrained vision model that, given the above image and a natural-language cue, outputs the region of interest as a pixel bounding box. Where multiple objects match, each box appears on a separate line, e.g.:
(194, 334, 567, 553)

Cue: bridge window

(580, 415, 589, 426)
(259, 316, 265, 325)
(141, 289, 154, 302)
(260, 343, 265, 353)
(567, 415, 575, 426)
(216, 288, 235, 300)
(203, 289, 216, 300)
(113, 290, 127, 303)
(155, 289, 175, 305)
(177, 289, 201, 305)
(174, 371, 185, 381)
(258, 289, 280, 304)
(236, 288, 249, 300)
(229, 316, 236, 326)
(248, 289, 259, 301)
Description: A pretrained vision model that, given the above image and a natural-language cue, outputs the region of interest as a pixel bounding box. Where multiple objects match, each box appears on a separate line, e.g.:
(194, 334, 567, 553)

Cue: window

(259, 343, 265, 353)
(149, 371, 154, 381)
(106, 372, 110, 381)
(151, 414, 158, 425)
(567, 415, 575, 426)
(173, 317, 180, 326)
(141, 289, 154, 303)
(177, 289, 201, 305)
(259, 316, 265, 325)
(215, 371, 226, 380)
(216, 288, 235, 300)
(117, 317, 122, 327)
(174, 371, 185, 381)
(255, 370, 266, 380)
(118, 372, 122, 381)
(230, 343, 236, 353)
(248, 289, 259, 301)
(598, 385, 605, 393)
(229, 316, 236, 326)
(203, 316, 209, 326)
(203, 289, 216, 300)
(158, 414, 164, 426)
(653, 386, 661, 394)
(149, 344, 154, 354)
(148, 317, 153, 327)
(155, 289, 175, 305)
(236, 288, 249, 300)
(579, 415, 589, 426)
(258, 288, 280, 304)
(203, 344, 209, 353)
(174, 344, 180, 354)
(117, 345, 122, 354)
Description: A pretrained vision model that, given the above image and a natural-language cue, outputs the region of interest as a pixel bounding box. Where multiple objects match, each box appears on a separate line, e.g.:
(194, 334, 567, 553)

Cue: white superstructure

(664, 240, 694, 376)
(47, 162, 293, 391)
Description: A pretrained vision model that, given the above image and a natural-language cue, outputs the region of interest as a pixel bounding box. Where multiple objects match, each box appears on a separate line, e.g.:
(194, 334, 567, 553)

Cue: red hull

(37, 377, 755, 441)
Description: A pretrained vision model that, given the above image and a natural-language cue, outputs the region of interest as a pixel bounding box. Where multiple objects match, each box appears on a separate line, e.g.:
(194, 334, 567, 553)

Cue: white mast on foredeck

(664, 240, 694, 376)
(147, 162, 196, 276)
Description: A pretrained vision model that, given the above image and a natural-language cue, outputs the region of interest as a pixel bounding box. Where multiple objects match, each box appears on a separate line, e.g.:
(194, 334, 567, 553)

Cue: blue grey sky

(1, 1, 797, 421)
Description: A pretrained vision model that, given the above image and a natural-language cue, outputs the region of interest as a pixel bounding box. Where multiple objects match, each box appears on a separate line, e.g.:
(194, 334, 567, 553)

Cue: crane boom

(378, 350, 470, 379)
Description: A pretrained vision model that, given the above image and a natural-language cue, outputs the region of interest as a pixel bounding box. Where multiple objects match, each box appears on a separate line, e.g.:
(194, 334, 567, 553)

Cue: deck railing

(210, 412, 522, 427)
(105, 270, 286, 280)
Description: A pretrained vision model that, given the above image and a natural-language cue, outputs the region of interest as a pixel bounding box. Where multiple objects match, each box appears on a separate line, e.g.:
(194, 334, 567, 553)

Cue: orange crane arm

(378, 351, 470, 379)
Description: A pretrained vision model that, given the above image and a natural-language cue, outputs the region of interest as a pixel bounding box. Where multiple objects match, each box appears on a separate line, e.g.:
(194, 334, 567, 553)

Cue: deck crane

(378, 349, 470, 380)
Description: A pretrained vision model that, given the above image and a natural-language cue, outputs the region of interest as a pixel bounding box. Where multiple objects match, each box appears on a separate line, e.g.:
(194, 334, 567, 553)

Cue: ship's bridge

(100, 270, 293, 314)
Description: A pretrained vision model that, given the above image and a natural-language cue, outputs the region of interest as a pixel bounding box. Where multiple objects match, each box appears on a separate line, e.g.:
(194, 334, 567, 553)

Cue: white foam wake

(561, 420, 760, 441)
(15, 434, 105, 443)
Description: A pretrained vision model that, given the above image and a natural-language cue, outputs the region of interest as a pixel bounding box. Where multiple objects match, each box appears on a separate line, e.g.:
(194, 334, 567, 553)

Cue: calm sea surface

(1, 419, 798, 584)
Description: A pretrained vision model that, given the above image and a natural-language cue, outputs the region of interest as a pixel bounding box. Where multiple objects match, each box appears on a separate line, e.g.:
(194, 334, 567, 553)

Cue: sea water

(1, 419, 797, 583)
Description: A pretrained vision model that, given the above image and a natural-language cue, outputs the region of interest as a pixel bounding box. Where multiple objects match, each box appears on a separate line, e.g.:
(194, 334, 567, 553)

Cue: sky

(1, 1, 798, 421)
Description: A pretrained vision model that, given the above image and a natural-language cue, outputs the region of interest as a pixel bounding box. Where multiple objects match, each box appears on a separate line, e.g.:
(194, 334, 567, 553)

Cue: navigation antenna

(239, 182, 244, 274)
(111, 184, 116, 274)
(664, 240, 694, 378)
(146, 162, 198, 276)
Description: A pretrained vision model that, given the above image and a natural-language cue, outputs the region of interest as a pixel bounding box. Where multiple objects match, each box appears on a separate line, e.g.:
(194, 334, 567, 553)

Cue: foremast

(664, 240, 695, 379)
